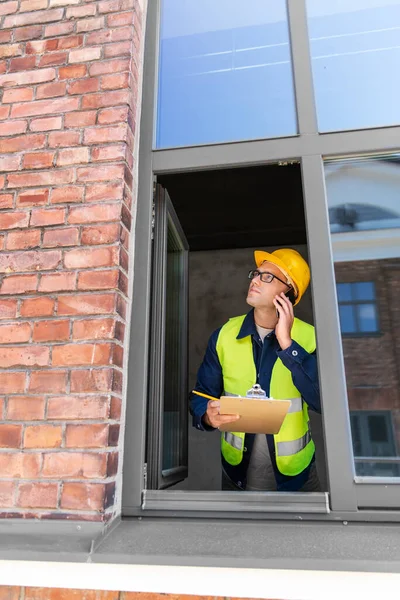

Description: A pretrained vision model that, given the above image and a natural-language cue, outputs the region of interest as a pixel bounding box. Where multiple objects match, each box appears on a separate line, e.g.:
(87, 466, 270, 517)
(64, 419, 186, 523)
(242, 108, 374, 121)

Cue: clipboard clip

(246, 384, 267, 399)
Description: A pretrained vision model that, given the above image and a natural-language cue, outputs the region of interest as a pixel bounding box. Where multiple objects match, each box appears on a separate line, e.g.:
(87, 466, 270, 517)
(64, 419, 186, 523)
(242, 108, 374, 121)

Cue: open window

(145, 162, 328, 500)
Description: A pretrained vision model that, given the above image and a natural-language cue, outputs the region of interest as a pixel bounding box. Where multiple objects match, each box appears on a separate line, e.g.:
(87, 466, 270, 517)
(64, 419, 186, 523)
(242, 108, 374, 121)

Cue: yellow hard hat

(254, 248, 310, 306)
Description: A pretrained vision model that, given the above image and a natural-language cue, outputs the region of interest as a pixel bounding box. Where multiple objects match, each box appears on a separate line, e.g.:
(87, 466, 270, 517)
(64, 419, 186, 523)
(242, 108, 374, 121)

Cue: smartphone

(276, 289, 295, 317)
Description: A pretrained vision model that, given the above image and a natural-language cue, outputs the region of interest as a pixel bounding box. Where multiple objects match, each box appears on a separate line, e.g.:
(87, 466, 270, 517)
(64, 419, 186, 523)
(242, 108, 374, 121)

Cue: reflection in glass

(156, 0, 297, 148)
(326, 155, 400, 477)
(307, 0, 400, 132)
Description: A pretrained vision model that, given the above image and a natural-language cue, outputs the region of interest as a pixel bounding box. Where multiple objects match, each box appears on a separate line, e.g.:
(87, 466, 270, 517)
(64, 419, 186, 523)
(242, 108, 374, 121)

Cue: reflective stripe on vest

(217, 315, 316, 477)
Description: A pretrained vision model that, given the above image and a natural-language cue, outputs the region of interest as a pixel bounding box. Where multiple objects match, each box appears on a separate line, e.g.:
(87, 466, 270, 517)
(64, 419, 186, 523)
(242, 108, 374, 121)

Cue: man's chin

(246, 296, 256, 307)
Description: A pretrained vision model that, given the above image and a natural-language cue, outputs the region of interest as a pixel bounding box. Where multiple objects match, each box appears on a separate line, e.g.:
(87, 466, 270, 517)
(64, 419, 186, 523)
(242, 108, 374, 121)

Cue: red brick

(33, 319, 70, 342)
(0, 346, 49, 368)
(77, 17, 105, 33)
(59, 64, 87, 80)
(66, 424, 109, 448)
(57, 35, 84, 50)
(48, 130, 80, 147)
(42, 452, 107, 478)
(17, 483, 58, 508)
(0, 482, 15, 508)
(0, 31, 11, 44)
(48, 395, 109, 420)
(86, 27, 132, 45)
(39, 52, 68, 68)
(104, 41, 131, 58)
(10, 170, 73, 189)
(0, 1, 17, 16)
(66, 4, 96, 18)
(81, 224, 119, 245)
(51, 186, 84, 204)
(29, 370, 66, 393)
(72, 318, 114, 340)
(36, 80, 67, 98)
(30, 116, 62, 132)
(61, 482, 105, 510)
(78, 269, 119, 291)
(0, 155, 21, 172)
(2, 88, 33, 103)
(68, 77, 99, 95)
(0, 424, 22, 448)
(3, 8, 63, 28)
(0, 322, 30, 344)
(0, 299, 18, 319)
(110, 395, 121, 420)
(38, 272, 76, 292)
(69, 47, 101, 64)
(10, 97, 79, 119)
(26, 39, 58, 54)
(107, 11, 134, 27)
(89, 57, 130, 76)
(17, 189, 49, 207)
(0, 211, 29, 230)
(9, 56, 36, 72)
(30, 207, 66, 226)
(84, 124, 126, 145)
(45, 22, 75, 38)
(65, 111, 97, 128)
(70, 369, 112, 393)
(6, 230, 41, 250)
(101, 72, 129, 91)
(23, 152, 55, 170)
(77, 165, 125, 184)
(24, 425, 62, 449)
(64, 246, 119, 269)
(0, 250, 61, 273)
(21, 0, 48, 11)
(69, 203, 121, 224)
(82, 89, 129, 109)
(0, 68, 55, 88)
(43, 227, 79, 248)
(0, 453, 40, 478)
(52, 343, 111, 366)
(15, 25, 43, 41)
(58, 293, 115, 316)
(0, 133, 45, 154)
(57, 147, 89, 166)
(0, 44, 22, 59)
(21, 297, 55, 318)
(86, 182, 123, 202)
(0, 236, 4, 251)
(0, 274, 37, 295)
(0, 106, 10, 120)
(7, 396, 45, 420)
(99, 0, 134, 12)
(0, 194, 14, 209)
(0, 372, 25, 393)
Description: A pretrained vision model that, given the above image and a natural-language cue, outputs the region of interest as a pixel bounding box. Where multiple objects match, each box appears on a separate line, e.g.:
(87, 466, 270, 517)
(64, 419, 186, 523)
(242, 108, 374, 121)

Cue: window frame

(121, 0, 400, 518)
(337, 281, 381, 337)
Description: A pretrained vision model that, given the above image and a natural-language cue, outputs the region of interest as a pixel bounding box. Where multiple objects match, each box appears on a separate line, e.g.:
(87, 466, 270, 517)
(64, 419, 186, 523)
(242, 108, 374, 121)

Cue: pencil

(192, 390, 219, 402)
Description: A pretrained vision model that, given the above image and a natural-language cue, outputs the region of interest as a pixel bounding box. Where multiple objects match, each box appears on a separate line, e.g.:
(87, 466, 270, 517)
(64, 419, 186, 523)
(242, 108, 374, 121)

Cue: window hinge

(143, 462, 148, 491)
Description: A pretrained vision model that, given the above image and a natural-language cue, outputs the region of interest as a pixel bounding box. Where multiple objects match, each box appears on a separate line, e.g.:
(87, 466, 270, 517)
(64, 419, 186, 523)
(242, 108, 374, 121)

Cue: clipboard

(218, 392, 291, 434)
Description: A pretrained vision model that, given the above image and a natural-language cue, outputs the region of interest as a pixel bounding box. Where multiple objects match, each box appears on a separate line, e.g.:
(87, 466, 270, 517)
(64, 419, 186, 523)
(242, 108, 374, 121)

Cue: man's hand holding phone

(273, 291, 295, 351)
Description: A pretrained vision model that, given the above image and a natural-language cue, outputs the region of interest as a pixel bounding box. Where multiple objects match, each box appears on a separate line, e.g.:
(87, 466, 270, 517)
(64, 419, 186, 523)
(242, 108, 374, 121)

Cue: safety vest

(216, 315, 316, 477)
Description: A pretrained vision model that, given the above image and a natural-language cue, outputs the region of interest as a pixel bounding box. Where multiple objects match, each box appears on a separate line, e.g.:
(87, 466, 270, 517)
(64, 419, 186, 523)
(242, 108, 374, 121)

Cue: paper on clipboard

(218, 386, 291, 434)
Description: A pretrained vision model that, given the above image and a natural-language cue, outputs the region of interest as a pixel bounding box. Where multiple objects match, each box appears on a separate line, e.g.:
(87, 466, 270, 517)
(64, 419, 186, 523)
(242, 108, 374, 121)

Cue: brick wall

(335, 258, 400, 448)
(0, 0, 143, 520)
(1, 589, 266, 600)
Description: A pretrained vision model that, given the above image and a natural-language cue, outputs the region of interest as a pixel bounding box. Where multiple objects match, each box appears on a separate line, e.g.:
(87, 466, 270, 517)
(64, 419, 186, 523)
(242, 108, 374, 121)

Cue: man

(190, 248, 321, 492)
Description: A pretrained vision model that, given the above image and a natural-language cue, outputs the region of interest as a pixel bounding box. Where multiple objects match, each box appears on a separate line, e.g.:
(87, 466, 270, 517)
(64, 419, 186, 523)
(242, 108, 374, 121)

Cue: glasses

(248, 269, 291, 288)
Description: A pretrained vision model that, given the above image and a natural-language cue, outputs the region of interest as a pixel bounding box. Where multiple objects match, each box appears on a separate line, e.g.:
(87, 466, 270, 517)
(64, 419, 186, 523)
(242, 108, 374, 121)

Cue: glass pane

(162, 220, 187, 472)
(357, 303, 378, 333)
(337, 282, 352, 302)
(339, 305, 356, 333)
(326, 155, 400, 478)
(353, 282, 375, 301)
(156, 0, 297, 148)
(307, 1, 400, 132)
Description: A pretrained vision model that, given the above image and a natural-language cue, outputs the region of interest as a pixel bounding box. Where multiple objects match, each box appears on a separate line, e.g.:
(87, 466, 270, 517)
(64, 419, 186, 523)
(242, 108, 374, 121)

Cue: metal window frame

(337, 281, 380, 335)
(122, 0, 400, 517)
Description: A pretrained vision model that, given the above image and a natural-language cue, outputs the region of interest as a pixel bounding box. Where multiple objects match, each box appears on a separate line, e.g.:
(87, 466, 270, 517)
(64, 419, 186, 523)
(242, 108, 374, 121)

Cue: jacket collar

(237, 309, 274, 340)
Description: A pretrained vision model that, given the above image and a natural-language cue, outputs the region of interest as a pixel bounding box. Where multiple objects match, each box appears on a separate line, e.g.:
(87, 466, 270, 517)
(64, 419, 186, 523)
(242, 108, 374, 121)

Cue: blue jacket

(190, 309, 321, 491)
